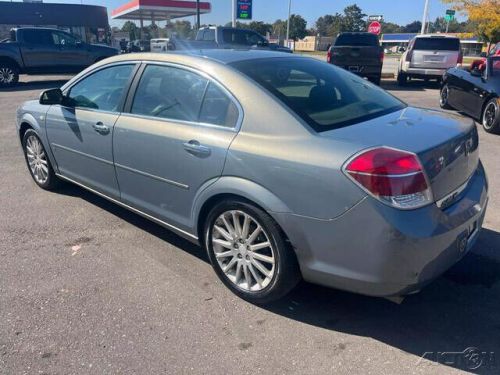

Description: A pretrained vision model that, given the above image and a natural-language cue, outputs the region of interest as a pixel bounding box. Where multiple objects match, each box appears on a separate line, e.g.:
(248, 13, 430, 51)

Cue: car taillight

(327, 50, 332, 63)
(405, 49, 413, 62)
(457, 50, 463, 65)
(380, 50, 385, 63)
(344, 147, 433, 209)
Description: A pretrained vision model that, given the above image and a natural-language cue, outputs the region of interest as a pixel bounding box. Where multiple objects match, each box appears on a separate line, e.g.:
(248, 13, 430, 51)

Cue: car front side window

(67, 64, 135, 112)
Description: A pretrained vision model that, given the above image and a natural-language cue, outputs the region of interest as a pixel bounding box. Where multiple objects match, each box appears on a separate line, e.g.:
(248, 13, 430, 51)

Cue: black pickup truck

(327, 32, 384, 85)
(0, 28, 118, 87)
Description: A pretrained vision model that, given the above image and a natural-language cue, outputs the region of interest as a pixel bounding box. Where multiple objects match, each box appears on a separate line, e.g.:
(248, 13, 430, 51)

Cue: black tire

(397, 71, 407, 86)
(439, 84, 453, 110)
(22, 129, 60, 190)
(482, 98, 500, 134)
(0, 62, 19, 88)
(204, 199, 301, 304)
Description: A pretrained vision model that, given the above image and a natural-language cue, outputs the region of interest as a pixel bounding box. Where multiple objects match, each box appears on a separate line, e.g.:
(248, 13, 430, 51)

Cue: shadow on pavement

(0, 79, 69, 92)
(382, 79, 441, 92)
(57, 183, 500, 374)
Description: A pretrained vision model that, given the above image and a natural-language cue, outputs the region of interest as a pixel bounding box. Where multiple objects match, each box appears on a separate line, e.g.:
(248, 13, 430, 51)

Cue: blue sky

(34, 0, 463, 28)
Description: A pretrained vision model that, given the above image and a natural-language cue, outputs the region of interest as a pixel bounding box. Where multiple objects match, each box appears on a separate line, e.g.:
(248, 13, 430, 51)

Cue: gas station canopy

(112, 0, 211, 21)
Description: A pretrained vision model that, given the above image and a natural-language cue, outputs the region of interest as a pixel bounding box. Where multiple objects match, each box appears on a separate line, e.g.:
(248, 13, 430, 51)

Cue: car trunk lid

(320, 107, 479, 202)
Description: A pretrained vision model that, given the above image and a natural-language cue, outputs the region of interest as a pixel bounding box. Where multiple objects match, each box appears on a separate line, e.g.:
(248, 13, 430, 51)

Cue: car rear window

(231, 57, 405, 132)
(414, 37, 460, 51)
(334, 33, 379, 47)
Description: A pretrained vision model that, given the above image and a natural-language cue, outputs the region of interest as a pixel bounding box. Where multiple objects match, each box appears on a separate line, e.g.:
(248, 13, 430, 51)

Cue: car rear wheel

(482, 98, 500, 134)
(22, 129, 59, 190)
(204, 200, 300, 304)
(0, 63, 19, 87)
(397, 71, 407, 86)
(439, 84, 453, 110)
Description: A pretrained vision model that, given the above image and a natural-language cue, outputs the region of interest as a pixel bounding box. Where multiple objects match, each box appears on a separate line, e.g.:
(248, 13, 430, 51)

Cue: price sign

(237, 0, 252, 20)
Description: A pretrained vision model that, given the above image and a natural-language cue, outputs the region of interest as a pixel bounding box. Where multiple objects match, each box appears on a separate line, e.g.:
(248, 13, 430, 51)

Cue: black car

(327, 32, 384, 85)
(440, 56, 500, 134)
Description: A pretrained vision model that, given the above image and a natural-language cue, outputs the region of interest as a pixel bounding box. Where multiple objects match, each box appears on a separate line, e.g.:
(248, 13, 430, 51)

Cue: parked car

(127, 39, 150, 53)
(327, 32, 384, 85)
(397, 34, 462, 85)
(17, 51, 488, 304)
(150, 38, 169, 53)
(0, 27, 118, 87)
(470, 42, 500, 71)
(168, 26, 292, 53)
(441, 56, 500, 134)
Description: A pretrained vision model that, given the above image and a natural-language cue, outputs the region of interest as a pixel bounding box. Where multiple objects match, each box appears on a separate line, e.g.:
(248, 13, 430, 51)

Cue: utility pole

(420, 0, 429, 34)
(286, 0, 292, 44)
(196, 0, 200, 29)
(232, 0, 236, 27)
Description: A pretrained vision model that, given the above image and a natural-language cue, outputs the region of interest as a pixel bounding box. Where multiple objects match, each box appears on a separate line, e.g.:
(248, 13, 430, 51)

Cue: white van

(150, 38, 170, 53)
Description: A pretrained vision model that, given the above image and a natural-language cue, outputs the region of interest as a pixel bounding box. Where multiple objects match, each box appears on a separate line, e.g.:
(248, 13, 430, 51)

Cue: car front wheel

(204, 200, 300, 304)
(22, 129, 59, 190)
(482, 98, 500, 134)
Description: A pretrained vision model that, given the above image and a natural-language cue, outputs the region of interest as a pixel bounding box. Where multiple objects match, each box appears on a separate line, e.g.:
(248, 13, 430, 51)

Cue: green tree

(272, 19, 287, 38)
(246, 21, 273, 36)
(402, 21, 422, 33)
(380, 21, 402, 34)
(341, 4, 367, 32)
(171, 20, 194, 38)
(121, 20, 138, 40)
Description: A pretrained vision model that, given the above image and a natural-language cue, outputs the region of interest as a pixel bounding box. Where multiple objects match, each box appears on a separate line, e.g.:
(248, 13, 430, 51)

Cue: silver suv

(397, 35, 462, 85)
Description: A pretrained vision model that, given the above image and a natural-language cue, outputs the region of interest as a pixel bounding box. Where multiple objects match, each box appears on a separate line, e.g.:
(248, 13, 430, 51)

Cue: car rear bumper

(404, 67, 448, 78)
(273, 162, 488, 297)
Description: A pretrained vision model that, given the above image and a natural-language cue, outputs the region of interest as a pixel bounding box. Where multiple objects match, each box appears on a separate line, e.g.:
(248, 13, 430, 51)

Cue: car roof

(105, 49, 299, 65)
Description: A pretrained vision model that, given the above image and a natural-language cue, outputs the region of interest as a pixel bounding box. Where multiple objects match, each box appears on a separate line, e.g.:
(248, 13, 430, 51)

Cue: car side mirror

(39, 88, 64, 105)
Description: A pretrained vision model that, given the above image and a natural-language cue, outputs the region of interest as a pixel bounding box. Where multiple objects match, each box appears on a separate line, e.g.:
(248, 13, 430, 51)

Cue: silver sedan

(16, 50, 488, 303)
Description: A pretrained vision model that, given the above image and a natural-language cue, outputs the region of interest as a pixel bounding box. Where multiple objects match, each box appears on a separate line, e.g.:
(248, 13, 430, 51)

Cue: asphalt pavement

(1, 75, 500, 375)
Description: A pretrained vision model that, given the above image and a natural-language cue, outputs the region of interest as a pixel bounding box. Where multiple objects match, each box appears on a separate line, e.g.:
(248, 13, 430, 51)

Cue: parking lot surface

(1, 75, 500, 375)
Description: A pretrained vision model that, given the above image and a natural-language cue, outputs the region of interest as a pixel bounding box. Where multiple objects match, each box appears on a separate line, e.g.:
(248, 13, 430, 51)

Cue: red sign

(368, 21, 381, 35)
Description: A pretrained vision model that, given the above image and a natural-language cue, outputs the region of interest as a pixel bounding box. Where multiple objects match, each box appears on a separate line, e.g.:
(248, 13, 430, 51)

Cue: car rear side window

(131, 65, 208, 122)
(199, 83, 239, 127)
(334, 33, 379, 46)
(232, 57, 405, 132)
(414, 38, 460, 51)
(22, 29, 52, 45)
(130, 65, 239, 127)
(67, 64, 135, 112)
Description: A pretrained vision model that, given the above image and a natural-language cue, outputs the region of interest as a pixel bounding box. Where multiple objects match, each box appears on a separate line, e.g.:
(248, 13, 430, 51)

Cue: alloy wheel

(0, 67, 15, 84)
(440, 86, 449, 106)
(211, 210, 276, 292)
(483, 101, 498, 130)
(25, 135, 49, 184)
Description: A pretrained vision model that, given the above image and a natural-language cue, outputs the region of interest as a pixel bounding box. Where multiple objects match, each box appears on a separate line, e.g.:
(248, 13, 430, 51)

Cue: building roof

(0, 2, 108, 28)
(381, 33, 481, 43)
(112, 0, 211, 21)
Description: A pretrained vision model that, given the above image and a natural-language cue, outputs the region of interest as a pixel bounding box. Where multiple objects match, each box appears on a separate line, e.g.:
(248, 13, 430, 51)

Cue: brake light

(405, 49, 413, 62)
(380, 50, 385, 63)
(344, 147, 433, 209)
(327, 49, 332, 63)
(457, 50, 463, 65)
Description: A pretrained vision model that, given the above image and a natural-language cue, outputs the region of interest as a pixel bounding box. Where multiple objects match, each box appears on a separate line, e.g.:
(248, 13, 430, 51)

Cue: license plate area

(347, 66, 362, 73)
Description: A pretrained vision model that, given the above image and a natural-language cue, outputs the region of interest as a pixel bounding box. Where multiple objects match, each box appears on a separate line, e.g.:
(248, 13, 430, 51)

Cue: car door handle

(92, 122, 110, 134)
(183, 140, 211, 156)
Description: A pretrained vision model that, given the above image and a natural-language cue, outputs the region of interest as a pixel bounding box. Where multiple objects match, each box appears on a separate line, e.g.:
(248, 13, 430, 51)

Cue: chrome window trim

(115, 163, 189, 190)
(128, 61, 244, 131)
(55, 173, 198, 241)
